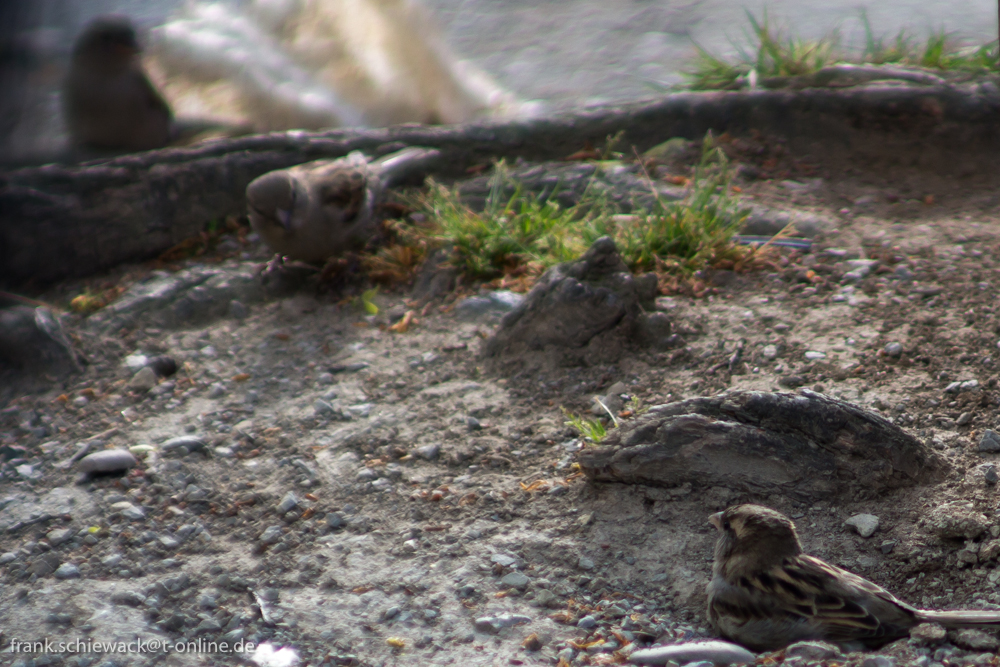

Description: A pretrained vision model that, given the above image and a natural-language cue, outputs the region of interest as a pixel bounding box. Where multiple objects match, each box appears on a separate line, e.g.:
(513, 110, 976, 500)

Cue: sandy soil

(3, 138, 1000, 667)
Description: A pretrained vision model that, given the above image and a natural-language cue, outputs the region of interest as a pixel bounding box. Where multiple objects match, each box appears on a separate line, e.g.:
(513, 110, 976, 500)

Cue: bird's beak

(709, 512, 723, 530)
(276, 208, 292, 229)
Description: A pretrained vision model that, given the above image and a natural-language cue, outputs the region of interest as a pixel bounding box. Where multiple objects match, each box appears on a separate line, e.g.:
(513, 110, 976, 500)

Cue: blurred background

(1, 0, 998, 166)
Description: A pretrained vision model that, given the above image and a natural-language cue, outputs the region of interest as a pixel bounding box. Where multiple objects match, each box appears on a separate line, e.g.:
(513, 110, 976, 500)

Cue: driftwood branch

(3, 83, 1000, 287)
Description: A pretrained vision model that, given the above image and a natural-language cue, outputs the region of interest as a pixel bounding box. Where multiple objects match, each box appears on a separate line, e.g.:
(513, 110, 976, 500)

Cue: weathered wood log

(3, 83, 1000, 287)
(576, 389, 945, 501)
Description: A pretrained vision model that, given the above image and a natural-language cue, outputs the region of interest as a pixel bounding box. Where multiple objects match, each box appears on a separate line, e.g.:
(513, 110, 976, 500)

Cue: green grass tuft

(407, 134, 750, 282)
(687, 9, 999, 91)
(562, 407, 608, 444)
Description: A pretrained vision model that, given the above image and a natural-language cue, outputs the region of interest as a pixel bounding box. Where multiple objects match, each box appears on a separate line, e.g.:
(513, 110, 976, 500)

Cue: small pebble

(883, 342, 903, 358)
(501, 572, 530, 590)
(259, 526, 283, 545)
(54, 563, 80, 579)
(277, 492, 299, 514)
(161, 435, 207, 453)
(978, 430, 1000, 453)
(78, 449, 137, 474)
(844, 513, 880, 538)
(414, 444, 440, 460)
(147, 355, 178, 377)
(785, 640, 843, 661)
(46, 528, 74, 546)
(861, 656, 895, 667)
(629, 640, 755, 666)
(128, 366, 158, 391)
(577, 615, 597, 629)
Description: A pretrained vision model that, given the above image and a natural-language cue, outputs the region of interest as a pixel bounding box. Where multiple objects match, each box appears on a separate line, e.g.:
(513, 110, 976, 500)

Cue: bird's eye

(722, 519, 731, 530)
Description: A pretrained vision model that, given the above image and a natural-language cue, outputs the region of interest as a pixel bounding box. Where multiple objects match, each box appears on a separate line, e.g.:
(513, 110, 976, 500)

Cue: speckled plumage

(707, 504, 1000, 652)
(246, 147, 438, 263)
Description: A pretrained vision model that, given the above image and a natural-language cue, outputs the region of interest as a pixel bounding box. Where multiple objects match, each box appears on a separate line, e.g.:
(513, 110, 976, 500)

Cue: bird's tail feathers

(918, 609, 1000, 627)
(375, 147, 441, 187)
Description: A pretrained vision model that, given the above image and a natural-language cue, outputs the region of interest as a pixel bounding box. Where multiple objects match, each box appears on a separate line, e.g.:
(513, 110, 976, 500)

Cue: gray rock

(501, 572, 530, 589)
(910, 622, 947, 644)
(844, 513, 880, 538)
(54, 563, 81, 579)
(207, 382, 227, 398)
(785, 641, 843, 661)
(577, 615, 598, 629)
(578, 389, 940, 501)
(483, 238, 658, 362)
(29, 553, 61, 576)
(158, 535, 180, 549)
(259, 525, 283, 544)
(629, 640, 755, 665)
(491, 554, 517, 567)
(129, 366, 158, 391)
(861, 657, 895, 667)
(277, 492, 299, 514)
(984, 464, 999, 485)
(925, 504, 989, 539)
(46, 528, 75, 546)
(0, 552, 16, 564)
(146, 355, 177, 378)
(78, 449, 137, 474)
(945, 379, 979, 394)
(979, 430, 1000, 453)
(414, 444, 440, 460)
(883, 342, 903, 358)
(473, 613, 531, 634)
(530, 589, 559, 608)
(578, 556, 595, 570)
(455, 290, 526, 320)
(101, 553, 123, 568)
(161, 435, 208, 453)
(951, 628, 999, 651)
(111, 590, 146, 606)
(325, 512, 345, 529)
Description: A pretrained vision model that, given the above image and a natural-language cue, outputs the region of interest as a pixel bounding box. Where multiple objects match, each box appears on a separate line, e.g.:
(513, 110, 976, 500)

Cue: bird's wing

(317, 166, 368, 223)
(743, 555, 916, 643)
(132, 69, 172, 119)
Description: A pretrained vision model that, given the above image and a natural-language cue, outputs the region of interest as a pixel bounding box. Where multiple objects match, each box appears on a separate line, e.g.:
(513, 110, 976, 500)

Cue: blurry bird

(63, 16, 173, 154)
(246, 146, 439, 266)
(707, 504, 1000, 651)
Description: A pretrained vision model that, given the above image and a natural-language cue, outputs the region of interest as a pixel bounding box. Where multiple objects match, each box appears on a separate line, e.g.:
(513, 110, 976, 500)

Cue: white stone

(845, 513, 880, 538)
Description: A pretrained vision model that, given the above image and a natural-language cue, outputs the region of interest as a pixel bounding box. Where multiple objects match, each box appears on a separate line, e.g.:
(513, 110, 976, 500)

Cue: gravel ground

(4, 137, 1000, 667)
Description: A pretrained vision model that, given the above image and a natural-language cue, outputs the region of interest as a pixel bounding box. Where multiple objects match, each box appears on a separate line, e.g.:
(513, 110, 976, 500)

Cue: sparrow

(246, 147, 439, 264)
(706, 504, 1000, 652)
(63, 16, 173, 154)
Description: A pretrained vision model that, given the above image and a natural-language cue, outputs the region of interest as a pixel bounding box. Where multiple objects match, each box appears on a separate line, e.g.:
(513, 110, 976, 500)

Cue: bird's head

(73, 16, 142, 64)
(710, 504, 803, 577)
(247, 171, 301, 232)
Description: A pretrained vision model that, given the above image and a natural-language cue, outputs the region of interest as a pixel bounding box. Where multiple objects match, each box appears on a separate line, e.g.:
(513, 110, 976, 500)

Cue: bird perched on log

(246, 147, 439, 266)
(707, 504, 1000, 651)
(63, 16, 173, 154)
